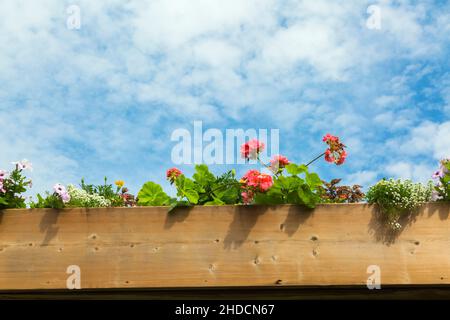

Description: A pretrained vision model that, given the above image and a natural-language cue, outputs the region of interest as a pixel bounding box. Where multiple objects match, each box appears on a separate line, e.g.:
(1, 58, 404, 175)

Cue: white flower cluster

(367, 179, 433, 230)
(368, 179, 432, 210)
(67, 184, 111, 207)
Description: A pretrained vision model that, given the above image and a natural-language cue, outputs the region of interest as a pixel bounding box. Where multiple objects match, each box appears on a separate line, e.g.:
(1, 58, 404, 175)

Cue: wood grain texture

(0, 203, 449, 290)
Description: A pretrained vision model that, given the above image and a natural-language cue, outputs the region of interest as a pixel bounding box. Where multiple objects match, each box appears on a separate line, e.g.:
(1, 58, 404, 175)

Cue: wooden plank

(0, 203, 449, 290)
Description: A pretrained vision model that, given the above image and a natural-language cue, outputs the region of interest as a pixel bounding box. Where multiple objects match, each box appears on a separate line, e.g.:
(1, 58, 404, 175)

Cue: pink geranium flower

(241, 169, 273, 194)
(241, 190, 254, 204)
(240, 139, 265, 160)
(336, 150, 347, 165)
(322, 134, 346, 165)
(258, 174, 273, 191)
(322, 133, 338, 142)
(270, 155, 290, 171)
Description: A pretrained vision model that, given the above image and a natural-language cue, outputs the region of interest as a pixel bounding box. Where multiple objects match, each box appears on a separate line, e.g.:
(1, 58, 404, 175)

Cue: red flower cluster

(269, 155, 290, 172)
(120, 187, 136, 207)
(166, 167, 182, 184)
(240, 169, 273, 204)
(240, 139, 265, 160)
(323, 134, 347, 165)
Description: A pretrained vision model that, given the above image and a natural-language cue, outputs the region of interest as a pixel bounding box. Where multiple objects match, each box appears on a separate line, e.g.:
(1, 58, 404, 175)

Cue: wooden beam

(0, 203, 449, 290)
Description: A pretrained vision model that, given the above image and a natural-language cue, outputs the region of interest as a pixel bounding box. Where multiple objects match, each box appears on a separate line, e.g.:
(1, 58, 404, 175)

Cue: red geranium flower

(166, 167, 182, 184)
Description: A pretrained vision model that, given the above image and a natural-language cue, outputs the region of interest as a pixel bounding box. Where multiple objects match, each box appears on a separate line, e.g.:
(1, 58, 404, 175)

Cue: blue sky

(0, 0, 449, 197)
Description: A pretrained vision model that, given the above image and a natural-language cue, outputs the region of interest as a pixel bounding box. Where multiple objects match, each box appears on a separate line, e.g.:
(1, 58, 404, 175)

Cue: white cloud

(345, 170, 378, 187)
(0, 0, 449, 196)
(388, 121, 450, 160)
(385, 161, 434, 183)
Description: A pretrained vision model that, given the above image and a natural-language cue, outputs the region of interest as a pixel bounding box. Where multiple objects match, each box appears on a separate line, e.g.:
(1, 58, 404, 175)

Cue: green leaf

(213, 186, 239, 204)
(286, 190, 301, 204)
(306, 172, 323, 189)
(137, 182, 170, 206)
(193, 164, 215, 187)
(204, 196, 225, 206)
(183, 189, 199, 204)
(175, 176, 200, 204)
(285, 163, 308, 175)
(298, 185, 317, 208)
(254, 192, 285, 205)
(0, 197, 8, 205)
(168, 199, 191, 213)
(442, 175, 450, 184)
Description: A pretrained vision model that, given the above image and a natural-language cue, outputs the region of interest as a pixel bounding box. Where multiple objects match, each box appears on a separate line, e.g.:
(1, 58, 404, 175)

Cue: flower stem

(210, 181, 242, 194)
(306, 152, 325, 167)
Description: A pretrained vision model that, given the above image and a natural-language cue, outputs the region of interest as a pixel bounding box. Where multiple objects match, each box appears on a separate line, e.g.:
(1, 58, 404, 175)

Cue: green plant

(30, 183, 70, 209)
(366, 179, 433, 230)
(137, 134, 348, 211)
(30, 193, 65, 209)
(252, 163, 323, 208)
(66, 184, 111, 207)
(431, 158, 450, 201)
(0, 160, 33, 209)
(137, 181, 171, 206)
(137, 165, 241, 211)
(79, 177, 125, 207)
(319, 179, 365, 203)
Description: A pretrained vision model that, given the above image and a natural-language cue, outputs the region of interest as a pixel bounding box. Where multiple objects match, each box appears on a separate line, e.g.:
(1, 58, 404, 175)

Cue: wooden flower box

(0, 203, 449, 298)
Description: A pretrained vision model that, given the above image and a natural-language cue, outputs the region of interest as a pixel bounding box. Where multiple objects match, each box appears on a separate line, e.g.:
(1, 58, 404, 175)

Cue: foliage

(319, 179, 365, 203)
(366, 179, 433, 230)
(30, 192, 65, 209)
(0, 161, 33, 209)
(30, 183, 70, 209)
(137, 182, 171, 206)
(252, 163, 323, 208)
(136, 134, 350, 211)
(137, 165, 241, 211)
(80, 177, 125, 207)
